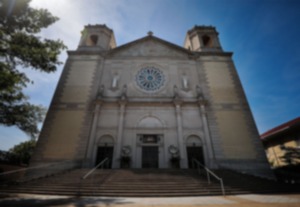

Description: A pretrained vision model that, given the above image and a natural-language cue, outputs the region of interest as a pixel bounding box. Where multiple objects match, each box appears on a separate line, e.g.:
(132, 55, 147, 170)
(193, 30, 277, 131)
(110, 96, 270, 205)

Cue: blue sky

(1, 0, 300, 150)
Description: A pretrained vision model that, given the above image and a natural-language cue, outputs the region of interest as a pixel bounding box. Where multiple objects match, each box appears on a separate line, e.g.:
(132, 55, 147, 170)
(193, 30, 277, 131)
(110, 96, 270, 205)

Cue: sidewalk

(0, 193, 300, 207)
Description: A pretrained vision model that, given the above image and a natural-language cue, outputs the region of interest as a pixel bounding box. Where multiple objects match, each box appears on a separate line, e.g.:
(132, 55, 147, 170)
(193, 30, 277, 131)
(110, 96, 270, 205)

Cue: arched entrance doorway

(186, 135, 205, 168)
(95, 135, 114, 168)
(136, 116, 164, 168)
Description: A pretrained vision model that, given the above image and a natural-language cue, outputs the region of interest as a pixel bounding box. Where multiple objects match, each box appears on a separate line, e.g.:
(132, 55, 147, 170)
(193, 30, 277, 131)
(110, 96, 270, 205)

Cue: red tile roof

(261, 117, 300, 139)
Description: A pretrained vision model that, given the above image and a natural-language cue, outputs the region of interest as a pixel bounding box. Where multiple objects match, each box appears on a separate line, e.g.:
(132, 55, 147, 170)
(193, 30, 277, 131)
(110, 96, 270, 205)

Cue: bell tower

(77, 24, 116, 51)
(184, 25, 222, 52)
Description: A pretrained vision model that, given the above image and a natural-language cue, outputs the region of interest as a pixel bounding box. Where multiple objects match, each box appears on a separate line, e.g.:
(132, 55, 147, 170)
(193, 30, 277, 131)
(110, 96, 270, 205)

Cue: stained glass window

(136, 67, 165, 91)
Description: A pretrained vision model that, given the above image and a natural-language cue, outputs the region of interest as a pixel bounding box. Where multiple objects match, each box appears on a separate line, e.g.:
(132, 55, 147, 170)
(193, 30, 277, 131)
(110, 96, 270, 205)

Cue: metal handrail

(78, 157, 110, 196)
(82, 157, 109, 180)
(192, 158, 225, 196)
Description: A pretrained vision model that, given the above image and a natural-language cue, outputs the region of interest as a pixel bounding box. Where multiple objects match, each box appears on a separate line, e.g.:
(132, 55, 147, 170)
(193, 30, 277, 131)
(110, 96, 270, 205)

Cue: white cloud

(30, 0, 174, 47)
(1, 0, 164, 150)
(24, 0, 167, 105)
(31, 0, 86, 49)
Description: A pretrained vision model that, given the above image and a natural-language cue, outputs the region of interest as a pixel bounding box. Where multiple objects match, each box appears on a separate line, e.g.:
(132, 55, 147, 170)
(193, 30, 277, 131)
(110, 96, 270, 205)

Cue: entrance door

(187, 146, 205, 168)
(142, 146, 159, 168)
(95, 146, 113, 169)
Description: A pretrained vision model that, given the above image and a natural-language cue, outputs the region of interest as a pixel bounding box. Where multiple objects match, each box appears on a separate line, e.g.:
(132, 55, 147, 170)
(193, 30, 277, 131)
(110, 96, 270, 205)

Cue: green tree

(9, 139, 36, 165)
(0, 0, 66, 138)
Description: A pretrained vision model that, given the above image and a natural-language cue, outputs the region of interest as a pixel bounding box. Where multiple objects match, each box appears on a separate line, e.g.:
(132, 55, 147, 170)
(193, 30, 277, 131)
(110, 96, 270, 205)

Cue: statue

(121, 84, 127, 100)
(182, 73, 189, 91)
(97, 85, 105, 99)
(173, 85, 179, 99)
(196, 85, 204, 100)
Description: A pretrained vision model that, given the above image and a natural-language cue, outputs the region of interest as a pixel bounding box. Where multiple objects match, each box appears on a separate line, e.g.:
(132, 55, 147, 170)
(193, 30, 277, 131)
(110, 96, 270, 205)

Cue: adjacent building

(261, 117, 300, 168)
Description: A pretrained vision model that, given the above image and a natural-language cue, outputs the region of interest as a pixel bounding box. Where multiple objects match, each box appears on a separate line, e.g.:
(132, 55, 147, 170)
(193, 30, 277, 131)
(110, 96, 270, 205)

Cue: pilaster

(174, 100, 188, 168)
(112, 99, 127, 168)
(198, 100, 217, 169)
(84, 102, 102, 167)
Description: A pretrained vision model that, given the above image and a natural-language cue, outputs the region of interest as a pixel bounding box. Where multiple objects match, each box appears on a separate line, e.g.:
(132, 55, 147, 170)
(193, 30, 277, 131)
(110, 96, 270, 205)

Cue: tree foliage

(0, 0, 67, 138)
(8, 139, 36, 165)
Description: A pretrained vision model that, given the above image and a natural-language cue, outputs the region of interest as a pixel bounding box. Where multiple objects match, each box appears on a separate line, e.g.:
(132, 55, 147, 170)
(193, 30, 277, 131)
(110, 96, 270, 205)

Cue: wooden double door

(142, 146, 159, 168)
(95, 146, 113, 169)
(186, 146, 205, 168)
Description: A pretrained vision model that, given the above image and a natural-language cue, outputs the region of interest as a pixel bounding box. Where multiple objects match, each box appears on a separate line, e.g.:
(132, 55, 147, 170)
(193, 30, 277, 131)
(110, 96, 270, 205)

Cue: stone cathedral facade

(31, 24, 271, 176)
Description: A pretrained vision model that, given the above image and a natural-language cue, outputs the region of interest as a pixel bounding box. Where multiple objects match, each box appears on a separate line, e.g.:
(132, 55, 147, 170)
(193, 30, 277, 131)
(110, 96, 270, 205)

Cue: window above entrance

(142, 135, 159, 144)
(137, 134, 163, 146)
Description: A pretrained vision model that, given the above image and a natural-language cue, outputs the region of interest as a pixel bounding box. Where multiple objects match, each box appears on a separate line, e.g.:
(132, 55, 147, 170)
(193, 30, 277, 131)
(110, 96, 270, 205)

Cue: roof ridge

(261, 117, 300, 139)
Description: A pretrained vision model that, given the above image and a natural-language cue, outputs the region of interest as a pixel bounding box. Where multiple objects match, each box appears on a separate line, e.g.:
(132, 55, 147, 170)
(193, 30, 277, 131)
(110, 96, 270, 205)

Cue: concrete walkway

(0, 193, 300, 207)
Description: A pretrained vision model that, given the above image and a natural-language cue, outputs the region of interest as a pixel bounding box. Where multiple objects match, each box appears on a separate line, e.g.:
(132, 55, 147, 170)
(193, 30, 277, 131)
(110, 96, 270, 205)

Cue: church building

(31, 24, 271, 177)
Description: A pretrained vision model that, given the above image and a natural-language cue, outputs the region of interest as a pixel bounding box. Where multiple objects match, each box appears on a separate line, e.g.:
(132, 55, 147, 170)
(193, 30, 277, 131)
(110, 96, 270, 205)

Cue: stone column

(174, 100, 188, 168)
(85, 101, 101, 167)
(112, 100, 127, 168)
(198, 100, 217, 168)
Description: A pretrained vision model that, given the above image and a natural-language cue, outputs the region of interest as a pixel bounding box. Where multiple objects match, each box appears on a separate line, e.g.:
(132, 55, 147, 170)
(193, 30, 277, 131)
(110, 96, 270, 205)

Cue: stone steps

(1, 168, 299, 197)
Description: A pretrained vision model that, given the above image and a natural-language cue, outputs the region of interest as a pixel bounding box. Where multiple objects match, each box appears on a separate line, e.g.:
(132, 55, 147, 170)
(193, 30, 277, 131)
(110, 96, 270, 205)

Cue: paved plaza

(0, 193, 300, 207)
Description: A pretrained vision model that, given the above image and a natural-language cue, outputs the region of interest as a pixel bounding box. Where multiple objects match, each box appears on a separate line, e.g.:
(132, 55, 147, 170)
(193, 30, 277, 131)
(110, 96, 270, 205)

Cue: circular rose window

(136, 66, 165, 91)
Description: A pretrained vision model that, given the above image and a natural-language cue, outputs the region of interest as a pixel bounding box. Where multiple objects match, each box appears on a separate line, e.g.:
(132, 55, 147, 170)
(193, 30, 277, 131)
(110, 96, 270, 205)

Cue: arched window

(202, 35, 212, 47)
(138, 116, 163, 128)
(87, 34, 98, 46)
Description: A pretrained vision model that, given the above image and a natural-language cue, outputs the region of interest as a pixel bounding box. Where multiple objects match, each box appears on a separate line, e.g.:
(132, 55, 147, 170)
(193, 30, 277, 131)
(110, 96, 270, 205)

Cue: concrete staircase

(0, 169, 299, 197)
